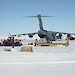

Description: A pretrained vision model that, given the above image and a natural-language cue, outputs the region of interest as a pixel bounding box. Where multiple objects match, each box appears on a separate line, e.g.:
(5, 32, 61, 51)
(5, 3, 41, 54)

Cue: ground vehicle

(69, 37, 75, 40)
(3, 36, 22, 46)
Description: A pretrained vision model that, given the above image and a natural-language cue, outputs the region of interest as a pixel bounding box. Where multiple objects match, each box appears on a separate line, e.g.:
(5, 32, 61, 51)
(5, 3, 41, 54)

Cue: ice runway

(0, 63, 75, 75)
(0, 52, 75, 75)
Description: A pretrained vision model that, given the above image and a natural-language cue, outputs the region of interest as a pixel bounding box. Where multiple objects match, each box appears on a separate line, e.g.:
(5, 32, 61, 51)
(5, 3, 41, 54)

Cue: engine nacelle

(28, 34, 34, 38)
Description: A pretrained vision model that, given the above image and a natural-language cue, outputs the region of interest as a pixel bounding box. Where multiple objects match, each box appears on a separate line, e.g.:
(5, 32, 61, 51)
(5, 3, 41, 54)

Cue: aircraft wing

(12, 31, 75, 37)
(49, 31, 75, 35)
(12, 32, 38, 37)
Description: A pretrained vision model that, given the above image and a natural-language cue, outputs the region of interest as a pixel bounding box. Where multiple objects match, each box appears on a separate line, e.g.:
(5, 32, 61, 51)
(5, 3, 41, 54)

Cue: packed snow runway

(0, 40, 75, 75)
(0, 63, 75, 75)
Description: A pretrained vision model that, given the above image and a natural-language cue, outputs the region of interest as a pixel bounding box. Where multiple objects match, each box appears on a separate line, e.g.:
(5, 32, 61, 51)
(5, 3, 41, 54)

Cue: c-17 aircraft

(12, 14, 75, 43)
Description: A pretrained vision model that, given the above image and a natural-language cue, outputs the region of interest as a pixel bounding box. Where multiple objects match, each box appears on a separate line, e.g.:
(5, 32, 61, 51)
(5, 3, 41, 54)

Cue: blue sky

(0, 0, 75, 35)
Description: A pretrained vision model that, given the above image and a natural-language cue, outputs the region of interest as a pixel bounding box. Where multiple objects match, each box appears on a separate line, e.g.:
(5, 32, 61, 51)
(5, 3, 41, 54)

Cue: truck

(2, 36, 22, 46)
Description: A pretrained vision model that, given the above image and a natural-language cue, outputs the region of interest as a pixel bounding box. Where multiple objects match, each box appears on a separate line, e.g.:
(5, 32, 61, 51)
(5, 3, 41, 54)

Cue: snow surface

(0, 35, 75, 75)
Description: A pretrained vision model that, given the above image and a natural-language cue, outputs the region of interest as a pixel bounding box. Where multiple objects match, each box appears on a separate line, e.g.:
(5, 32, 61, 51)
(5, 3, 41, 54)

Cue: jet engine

(28, 34, 34, 38)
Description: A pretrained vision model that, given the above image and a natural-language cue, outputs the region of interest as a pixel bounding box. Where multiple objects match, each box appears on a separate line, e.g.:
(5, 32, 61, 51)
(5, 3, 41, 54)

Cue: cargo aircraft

(12, 14, 75, 43)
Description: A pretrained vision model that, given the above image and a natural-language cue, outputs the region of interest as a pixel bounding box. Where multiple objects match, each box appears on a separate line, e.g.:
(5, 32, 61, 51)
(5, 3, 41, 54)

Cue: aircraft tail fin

(23, 14, 55, 30)
(37, 14, 55, 30)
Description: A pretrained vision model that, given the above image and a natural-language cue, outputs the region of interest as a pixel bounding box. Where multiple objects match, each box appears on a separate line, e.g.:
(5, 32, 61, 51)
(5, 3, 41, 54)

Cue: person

(34, 39, 38, 46)
(35, 39, 38, 42)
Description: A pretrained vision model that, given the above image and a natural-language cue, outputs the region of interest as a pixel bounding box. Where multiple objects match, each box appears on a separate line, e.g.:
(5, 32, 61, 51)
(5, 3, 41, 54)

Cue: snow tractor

(3, 36, 22, 46)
